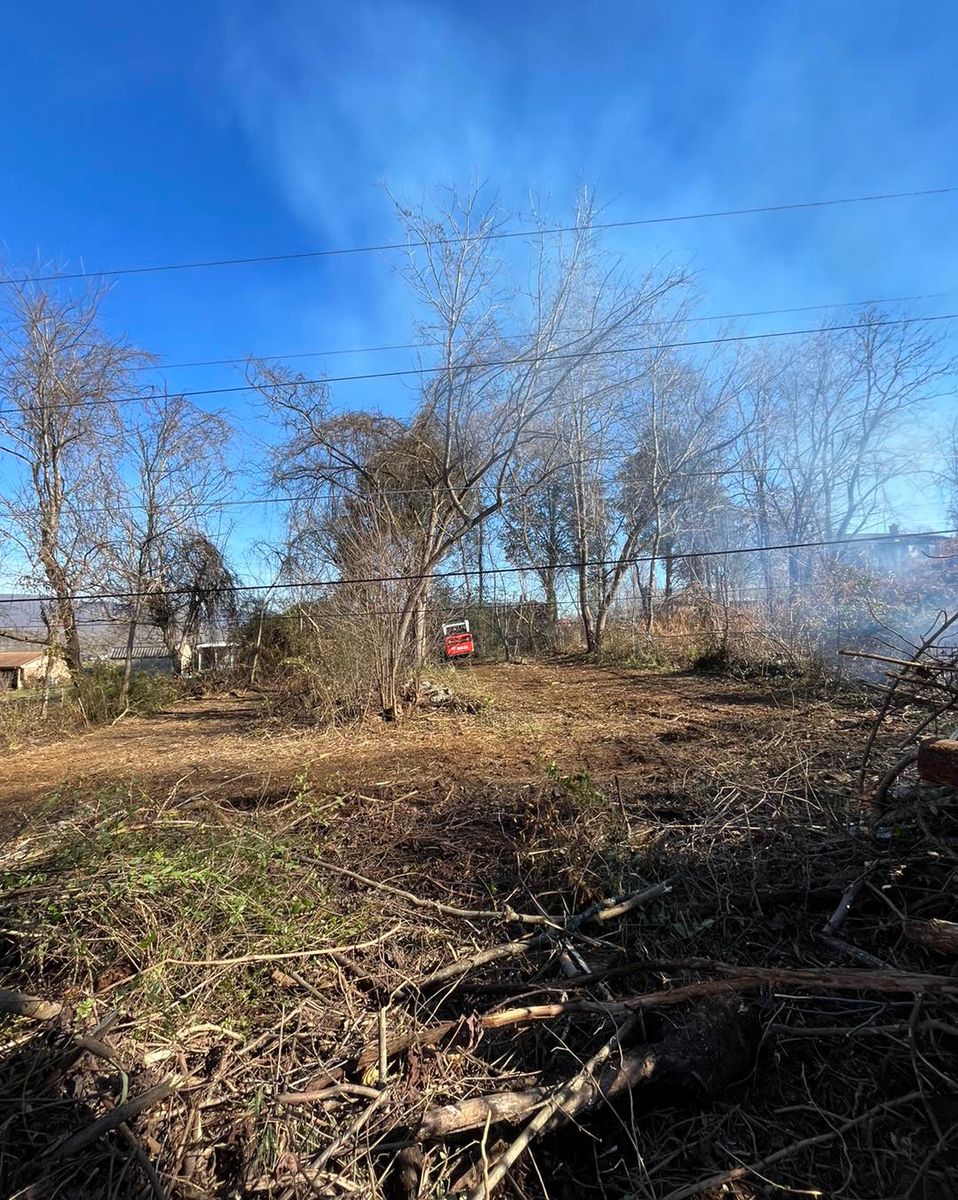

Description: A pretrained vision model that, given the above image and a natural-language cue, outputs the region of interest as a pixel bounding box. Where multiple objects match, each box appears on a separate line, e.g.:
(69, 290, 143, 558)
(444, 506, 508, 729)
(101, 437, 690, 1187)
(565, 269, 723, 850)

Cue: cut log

(420, 1088, 549, 1138)
(904, 918, 958, 957)
(0, 988, 62, 1021)
(452, 1005, 757, 1200)
(418, 1003, 755, 1141)
(917, 738, 958, 788)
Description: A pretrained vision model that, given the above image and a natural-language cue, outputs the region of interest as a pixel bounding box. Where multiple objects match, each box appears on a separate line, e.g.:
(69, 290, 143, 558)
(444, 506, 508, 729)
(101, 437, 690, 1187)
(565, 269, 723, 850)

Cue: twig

(166, 927, 400, 967)
(405, 882, 669, 992)
(41, 1082, 174, 1161)
(117, 1122, 169, 1200)
(277, 1084, 382, 1105)
(308, 857, 564, 926)
(308, 1088, 389, 1173)
(658, 1089, 923, 1200)
(378, 1007, 388, 1087)
(871, 750, 918, 807)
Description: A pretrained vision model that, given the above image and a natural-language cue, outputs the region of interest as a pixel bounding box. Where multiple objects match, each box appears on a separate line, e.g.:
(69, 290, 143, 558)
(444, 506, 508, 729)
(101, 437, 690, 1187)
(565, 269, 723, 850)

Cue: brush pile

(2, 695, 957, 1199)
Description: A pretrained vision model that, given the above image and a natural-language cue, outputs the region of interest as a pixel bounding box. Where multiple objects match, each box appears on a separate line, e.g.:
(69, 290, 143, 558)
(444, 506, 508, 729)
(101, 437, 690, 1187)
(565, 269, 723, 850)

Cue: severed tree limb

(917, 738, 958, 788)
(354, 963, 958, 1078)
(904, 918, 958, 956)
(41, 1082, 174, 1161)
(0, 988, 62, 1021)
(420, 1088, 550, 1138)
(404, 881, 670, 993)
(419, 1003, 753, 1141)
(464, 1015, 643, 1199)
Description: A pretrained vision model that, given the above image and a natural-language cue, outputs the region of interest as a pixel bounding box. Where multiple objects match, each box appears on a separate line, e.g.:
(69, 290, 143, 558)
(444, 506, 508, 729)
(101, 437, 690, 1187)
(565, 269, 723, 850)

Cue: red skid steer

(442, 620, 475, 660)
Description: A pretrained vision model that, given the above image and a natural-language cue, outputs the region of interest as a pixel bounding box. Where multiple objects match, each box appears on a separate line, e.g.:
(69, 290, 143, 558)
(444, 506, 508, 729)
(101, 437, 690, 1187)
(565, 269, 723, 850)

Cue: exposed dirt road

(0, 661, 860, 838)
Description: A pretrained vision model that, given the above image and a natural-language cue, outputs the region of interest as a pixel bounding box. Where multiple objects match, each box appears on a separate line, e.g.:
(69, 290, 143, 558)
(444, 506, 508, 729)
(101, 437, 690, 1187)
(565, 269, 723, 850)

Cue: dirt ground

(0, 660, 863, 838)
(4, 660, 954, 1200)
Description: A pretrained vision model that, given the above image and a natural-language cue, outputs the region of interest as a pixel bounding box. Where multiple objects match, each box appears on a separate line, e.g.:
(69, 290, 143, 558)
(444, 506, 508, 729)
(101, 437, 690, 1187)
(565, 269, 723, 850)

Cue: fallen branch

(871, 750, 918, 807)
(309, 858, 567, 927)
(821, 869, 871, 938)
(41, 1082, 174, 1161)
(917, 738, 958, 788)
(276, 1084, 382, 1105)
(405, 881, 670, 992)
(420, 1004, 752, 1140)
(0, 988, 62, 1021)
(904, 918, 958, 956)
(355, 960, 955, 1084)
(464, 1015, 643, 1199)
(354, 963, 957, 1079)
(420, 1088, 549, 1138)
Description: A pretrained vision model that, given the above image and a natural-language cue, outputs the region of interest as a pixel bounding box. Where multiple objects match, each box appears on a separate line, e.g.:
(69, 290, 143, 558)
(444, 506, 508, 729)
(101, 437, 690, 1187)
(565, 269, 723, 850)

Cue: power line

(8, 312, 957, 414)
(5, 186, 954, 287)
(138, 292, 948, 374)
(7, 447, 952, 518)
(0, 526, 952, 608)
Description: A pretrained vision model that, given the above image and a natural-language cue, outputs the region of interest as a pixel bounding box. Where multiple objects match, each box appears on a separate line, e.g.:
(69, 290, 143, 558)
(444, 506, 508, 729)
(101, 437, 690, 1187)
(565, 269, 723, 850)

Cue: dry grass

(0, 661, 956, 1199)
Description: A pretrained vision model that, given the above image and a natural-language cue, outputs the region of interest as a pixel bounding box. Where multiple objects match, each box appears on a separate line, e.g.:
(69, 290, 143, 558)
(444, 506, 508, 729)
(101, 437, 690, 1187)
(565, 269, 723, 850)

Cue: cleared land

(1, 661, 955, 1200)
(0, 660, 861, 835)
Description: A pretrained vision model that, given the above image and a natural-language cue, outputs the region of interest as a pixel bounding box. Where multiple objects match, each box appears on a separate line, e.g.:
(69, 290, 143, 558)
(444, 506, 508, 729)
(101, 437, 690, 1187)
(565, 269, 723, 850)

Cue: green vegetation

(3, 786, 372, 1031)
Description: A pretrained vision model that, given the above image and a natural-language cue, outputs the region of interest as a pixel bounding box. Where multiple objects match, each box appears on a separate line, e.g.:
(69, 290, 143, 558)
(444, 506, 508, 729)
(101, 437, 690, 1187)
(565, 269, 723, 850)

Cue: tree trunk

(412, 595, 428, 669)
(646, 535, 660, 635)
(40, 561, 82, 676)
(543, 572, 558, 651)
(118, 596, 143, 712)
(917, 738, 958, 788)
(592, 604, 608, 656)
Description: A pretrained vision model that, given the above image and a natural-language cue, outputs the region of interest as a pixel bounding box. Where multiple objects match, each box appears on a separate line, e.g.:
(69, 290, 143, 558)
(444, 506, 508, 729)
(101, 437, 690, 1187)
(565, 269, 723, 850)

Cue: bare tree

(733, 309, 953, 601)
(109, 392, 233, 709)
(254, 187, 679, 714)
(143, 533, 238, 671)
(560, 340, 739, 652)
(0, 279, 148, 676)
(501, 455, 576, 643)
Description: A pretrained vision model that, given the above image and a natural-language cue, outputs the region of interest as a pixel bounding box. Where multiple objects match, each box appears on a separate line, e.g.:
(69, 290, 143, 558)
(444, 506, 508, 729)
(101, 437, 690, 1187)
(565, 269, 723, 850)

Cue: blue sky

(1, 0, 956, 578)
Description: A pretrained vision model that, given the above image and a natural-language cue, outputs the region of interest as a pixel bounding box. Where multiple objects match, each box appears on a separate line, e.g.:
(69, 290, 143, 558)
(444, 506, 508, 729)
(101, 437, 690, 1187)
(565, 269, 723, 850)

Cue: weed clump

(73, 663, 178, 723)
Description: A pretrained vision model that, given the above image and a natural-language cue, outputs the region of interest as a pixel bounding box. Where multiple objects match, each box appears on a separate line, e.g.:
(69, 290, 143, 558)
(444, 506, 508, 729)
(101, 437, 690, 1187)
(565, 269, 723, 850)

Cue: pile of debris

(409, 678, 483, 713)
(3, 655, 958, 1197)
(4, 856, 958, 1199)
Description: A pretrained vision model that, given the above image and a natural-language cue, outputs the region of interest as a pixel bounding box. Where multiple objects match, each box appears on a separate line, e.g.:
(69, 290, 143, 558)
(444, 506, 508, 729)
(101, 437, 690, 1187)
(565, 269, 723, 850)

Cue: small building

(108, 644, 182, 675)
(193, 642, 237, 672)
(0, 649, 68, 690)
(107, 641, 236, 675)
(864, 526, 951, 574)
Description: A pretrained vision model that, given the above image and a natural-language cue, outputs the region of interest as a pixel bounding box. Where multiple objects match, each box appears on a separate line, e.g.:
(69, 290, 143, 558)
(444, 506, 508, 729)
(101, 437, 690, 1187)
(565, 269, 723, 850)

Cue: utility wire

(0, 526, 952, 608)
(137, 292, 947, 374)
(0, 566, 938, 629)
(7, 312, 956, 414)
(6, 447, 952, 518)
(5, 186, 954, 286)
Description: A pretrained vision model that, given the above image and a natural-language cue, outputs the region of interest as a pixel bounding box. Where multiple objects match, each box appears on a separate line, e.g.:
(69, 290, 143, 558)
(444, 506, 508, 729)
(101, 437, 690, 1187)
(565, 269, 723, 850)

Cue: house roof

(108, 645, 172, 660)
(0, 651, 44, 668)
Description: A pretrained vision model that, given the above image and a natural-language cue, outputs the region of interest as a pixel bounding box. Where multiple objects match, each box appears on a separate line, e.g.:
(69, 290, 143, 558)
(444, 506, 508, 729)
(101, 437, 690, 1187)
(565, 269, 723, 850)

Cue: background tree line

(0, 186, 954, 718)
